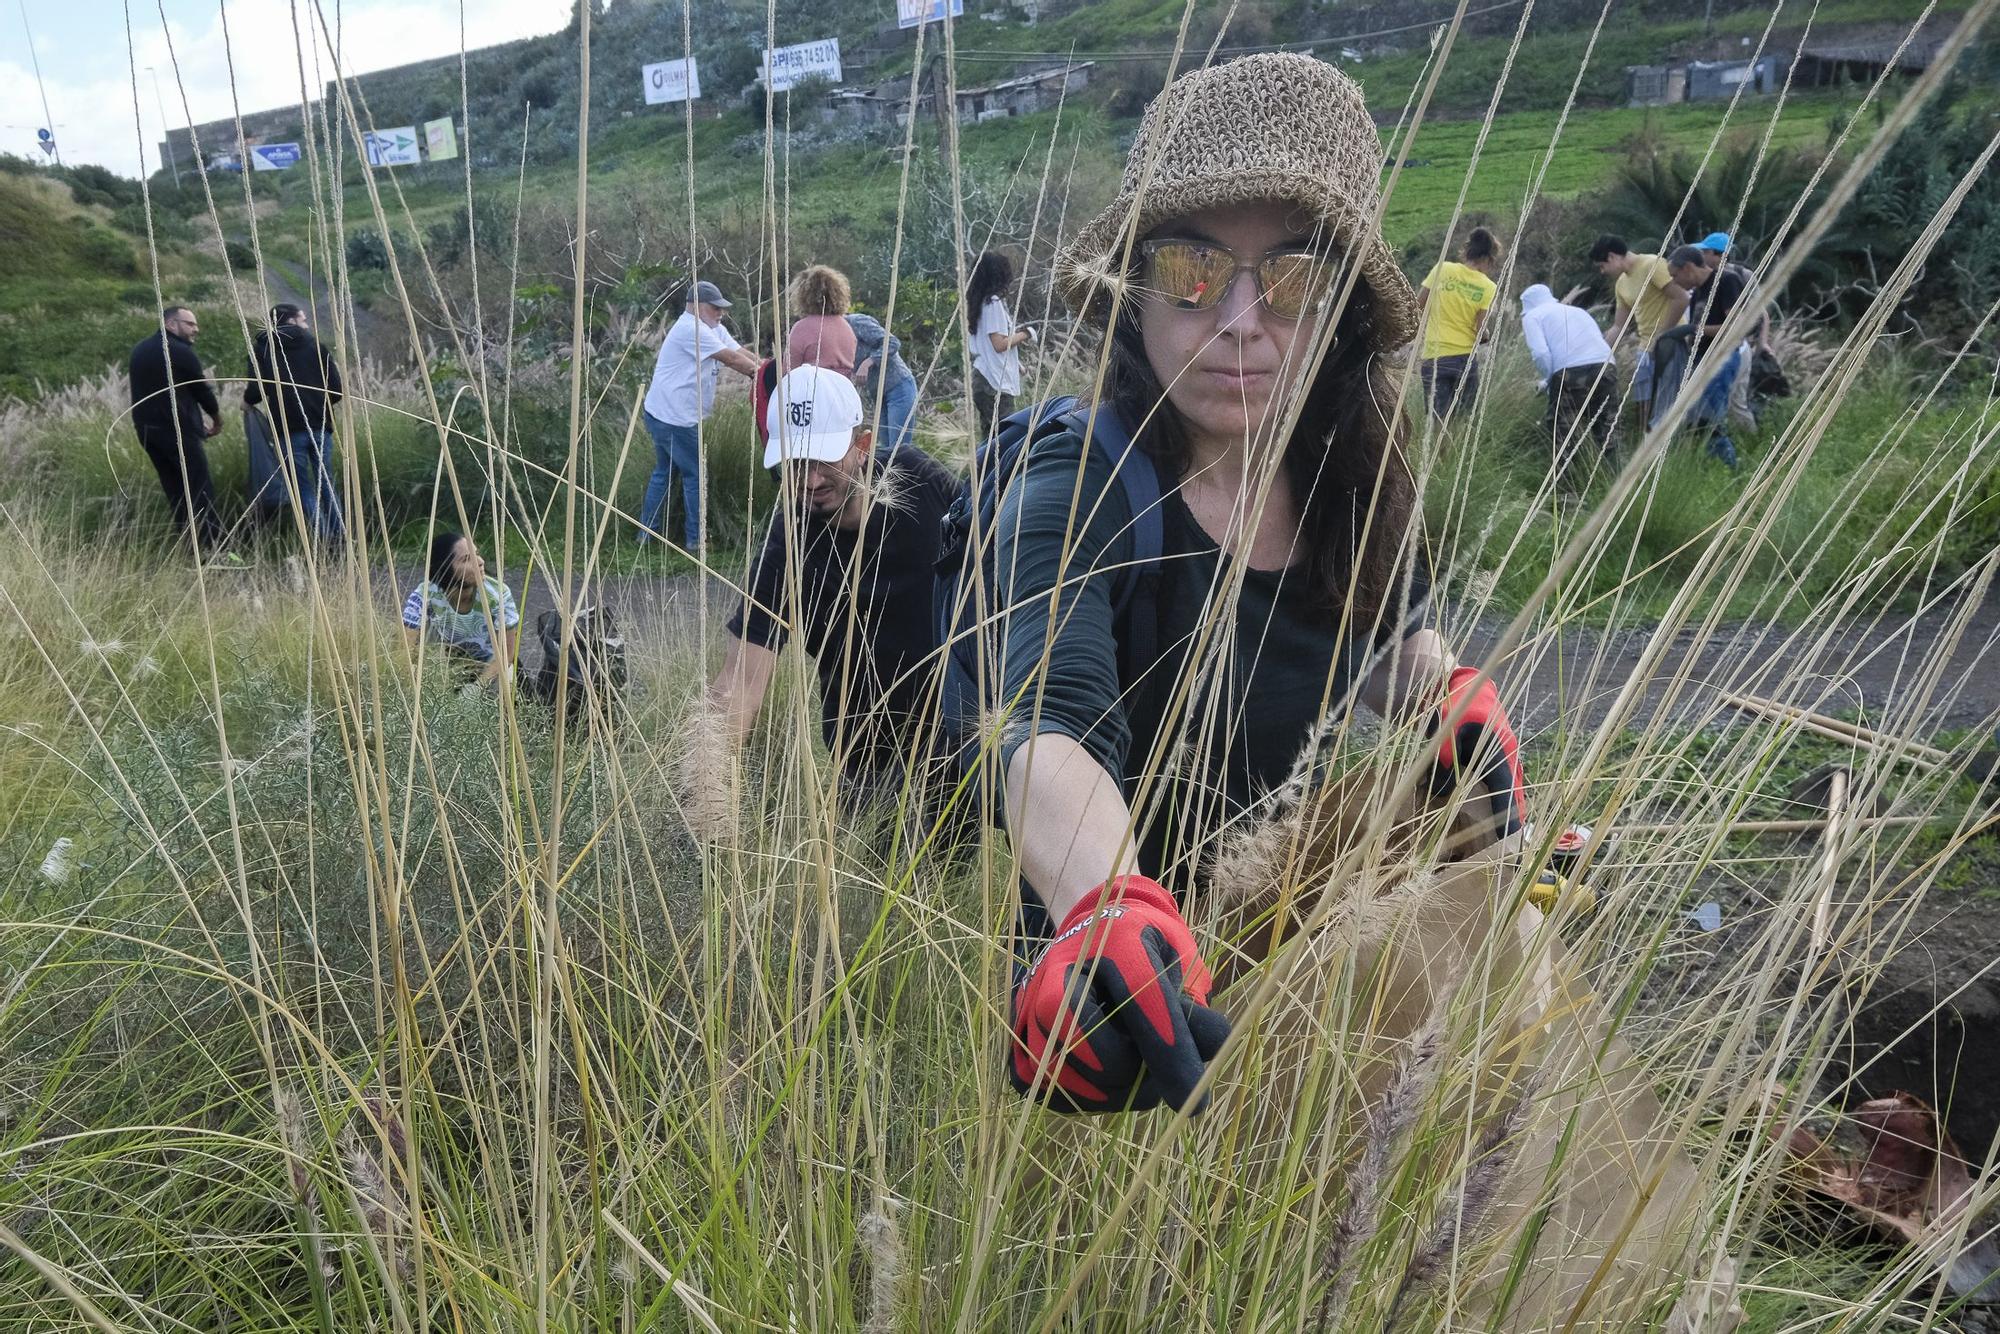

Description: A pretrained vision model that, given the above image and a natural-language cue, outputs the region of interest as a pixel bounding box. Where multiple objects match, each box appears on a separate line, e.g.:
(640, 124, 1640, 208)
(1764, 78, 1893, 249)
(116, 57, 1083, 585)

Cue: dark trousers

(972, 381, 1015, 445)
(1546, 363, 1615, 482)
(137, 423, 224, 551)
(1420, 354, 1480, 421)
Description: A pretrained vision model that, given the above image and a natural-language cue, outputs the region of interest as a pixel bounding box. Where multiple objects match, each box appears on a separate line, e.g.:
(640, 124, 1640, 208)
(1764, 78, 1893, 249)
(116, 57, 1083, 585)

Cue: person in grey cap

(639, 279, 759, 549)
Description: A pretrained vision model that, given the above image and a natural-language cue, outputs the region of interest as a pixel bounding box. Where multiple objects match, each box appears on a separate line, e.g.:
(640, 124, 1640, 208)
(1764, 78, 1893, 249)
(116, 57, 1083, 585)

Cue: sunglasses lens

(1258, 252, 1334, 320)
(1147, 243, 1236, 310)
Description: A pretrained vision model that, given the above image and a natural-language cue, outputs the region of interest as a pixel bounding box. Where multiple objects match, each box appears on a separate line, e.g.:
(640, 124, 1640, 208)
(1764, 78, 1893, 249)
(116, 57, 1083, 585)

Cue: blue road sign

(37, 127, 51, 141)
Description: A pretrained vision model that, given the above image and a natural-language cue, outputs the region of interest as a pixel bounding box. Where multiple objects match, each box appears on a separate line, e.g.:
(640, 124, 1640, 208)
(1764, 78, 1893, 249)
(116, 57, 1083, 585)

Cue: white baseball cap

(764, 366, 866, 469)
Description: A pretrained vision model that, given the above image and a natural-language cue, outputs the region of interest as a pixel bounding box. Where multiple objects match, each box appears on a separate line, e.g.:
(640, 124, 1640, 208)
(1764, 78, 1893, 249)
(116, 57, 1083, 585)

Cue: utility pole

(148, 66, 182, 188)
(18, 0, 61, 165)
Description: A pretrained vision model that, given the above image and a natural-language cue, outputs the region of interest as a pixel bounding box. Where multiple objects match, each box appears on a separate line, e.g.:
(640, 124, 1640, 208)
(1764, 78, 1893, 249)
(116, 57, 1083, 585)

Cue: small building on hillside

(954, 62, 1094, 122)
(824, 60, 1092, 127)
(1624, 64, 1687, 106)
(1792, 35, 1947, 86)
(1625, 55, 1788, 106)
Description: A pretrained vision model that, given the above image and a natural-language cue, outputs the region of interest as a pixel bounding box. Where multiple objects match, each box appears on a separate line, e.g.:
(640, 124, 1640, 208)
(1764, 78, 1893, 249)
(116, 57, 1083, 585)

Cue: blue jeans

(1692, 345, 1744, 469)
(639, 412, 702, 548)
(873, 376, 918, 456)
(287, 429, 343, 540)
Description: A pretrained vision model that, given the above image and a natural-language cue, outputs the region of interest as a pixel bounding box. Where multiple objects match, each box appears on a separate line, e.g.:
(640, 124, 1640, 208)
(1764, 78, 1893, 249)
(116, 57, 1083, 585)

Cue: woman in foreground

(985, 53, 1699, 1328)
(991, 51, 1523, 1115)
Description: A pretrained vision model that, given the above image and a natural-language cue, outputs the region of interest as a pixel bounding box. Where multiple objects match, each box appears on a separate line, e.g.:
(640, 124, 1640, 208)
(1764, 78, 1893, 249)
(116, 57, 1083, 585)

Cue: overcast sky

(3, 0, 572, 179)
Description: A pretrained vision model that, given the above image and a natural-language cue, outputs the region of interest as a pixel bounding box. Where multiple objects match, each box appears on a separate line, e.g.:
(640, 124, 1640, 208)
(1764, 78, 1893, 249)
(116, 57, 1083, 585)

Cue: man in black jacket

(128, 305, 226, 551)
(244, 304, 345, 539)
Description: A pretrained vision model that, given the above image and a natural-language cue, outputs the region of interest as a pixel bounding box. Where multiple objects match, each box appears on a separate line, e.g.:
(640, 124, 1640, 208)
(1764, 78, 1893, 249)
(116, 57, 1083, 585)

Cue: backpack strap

(1066, 402, 1165, 685)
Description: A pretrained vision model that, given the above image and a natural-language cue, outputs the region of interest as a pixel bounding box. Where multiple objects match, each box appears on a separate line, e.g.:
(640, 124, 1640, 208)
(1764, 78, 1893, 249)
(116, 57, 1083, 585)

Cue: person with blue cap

(1697, 233, 1769, 350)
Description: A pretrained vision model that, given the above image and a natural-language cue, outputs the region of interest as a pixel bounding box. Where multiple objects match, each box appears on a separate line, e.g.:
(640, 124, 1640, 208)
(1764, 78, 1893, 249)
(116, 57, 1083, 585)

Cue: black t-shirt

(990, 427, 1430, 890)
(1690, 267, 1746, 353)
(727, 446, 959, 779)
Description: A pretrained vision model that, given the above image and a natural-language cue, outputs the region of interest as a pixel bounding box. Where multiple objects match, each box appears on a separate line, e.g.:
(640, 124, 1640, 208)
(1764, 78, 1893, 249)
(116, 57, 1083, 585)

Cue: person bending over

(693, 366, 959, 817)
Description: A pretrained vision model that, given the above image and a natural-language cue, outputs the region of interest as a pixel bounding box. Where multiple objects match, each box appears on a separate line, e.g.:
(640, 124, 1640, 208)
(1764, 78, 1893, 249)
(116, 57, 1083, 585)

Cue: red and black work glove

(1009, 877, 1232, 1114)
(1428, 666, 1527, 837)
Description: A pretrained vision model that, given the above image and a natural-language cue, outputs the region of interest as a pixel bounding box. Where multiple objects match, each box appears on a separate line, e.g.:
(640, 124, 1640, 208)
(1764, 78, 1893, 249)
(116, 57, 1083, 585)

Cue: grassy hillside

(0, 162, 225, 401)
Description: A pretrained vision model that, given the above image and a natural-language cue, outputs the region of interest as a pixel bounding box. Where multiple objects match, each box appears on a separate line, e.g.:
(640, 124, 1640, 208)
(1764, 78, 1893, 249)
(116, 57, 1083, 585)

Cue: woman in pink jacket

(785, 265, 858, 378)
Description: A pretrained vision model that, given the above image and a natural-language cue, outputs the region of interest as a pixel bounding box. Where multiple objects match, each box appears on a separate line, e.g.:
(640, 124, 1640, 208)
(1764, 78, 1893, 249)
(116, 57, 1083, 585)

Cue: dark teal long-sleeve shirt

(986, 425, 1429, 889)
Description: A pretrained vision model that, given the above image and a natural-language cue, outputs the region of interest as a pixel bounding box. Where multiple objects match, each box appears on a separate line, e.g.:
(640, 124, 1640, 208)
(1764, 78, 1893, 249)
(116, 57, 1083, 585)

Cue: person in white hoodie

(1519, 283, 1615, 471)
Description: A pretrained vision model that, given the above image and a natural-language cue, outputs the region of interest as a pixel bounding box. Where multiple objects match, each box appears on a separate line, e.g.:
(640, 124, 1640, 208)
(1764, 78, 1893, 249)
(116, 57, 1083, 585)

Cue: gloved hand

(1429, 666, 1526, 837)
(1009, 877, 1231, 1114)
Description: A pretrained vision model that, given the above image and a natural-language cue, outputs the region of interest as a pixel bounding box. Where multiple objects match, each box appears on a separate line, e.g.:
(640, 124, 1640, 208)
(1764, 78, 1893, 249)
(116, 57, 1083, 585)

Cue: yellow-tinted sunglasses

(1136, 239, 1339, 321)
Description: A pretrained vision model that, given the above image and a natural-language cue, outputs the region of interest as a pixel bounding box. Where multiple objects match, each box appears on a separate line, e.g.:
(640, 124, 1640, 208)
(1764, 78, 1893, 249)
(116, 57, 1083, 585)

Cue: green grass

(5, 20, 1999, 1327)
(1380, 93, 1861, 245)
(0, 171, 228, 400)
(1420, 346, 2000, 624)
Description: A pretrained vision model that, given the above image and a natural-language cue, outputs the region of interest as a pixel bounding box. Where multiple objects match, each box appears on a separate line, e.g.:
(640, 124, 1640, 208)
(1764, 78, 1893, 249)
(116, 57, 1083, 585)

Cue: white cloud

(2, 0, 568, 179)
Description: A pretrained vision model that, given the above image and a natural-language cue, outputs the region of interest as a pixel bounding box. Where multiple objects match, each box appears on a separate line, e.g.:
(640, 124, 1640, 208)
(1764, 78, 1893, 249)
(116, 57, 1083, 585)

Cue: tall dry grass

(1, 0, 1998, 1329)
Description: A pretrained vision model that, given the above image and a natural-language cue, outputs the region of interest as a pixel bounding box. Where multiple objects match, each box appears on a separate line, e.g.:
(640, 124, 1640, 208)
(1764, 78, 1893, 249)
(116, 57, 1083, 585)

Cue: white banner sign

(364, 126, 420, 166)
(764, 37, 842, 92)
(896, 0, 963, 28)
(642, 57, 702, 105)
(249, 142, 303, 171)
(424, 117, 458, 161)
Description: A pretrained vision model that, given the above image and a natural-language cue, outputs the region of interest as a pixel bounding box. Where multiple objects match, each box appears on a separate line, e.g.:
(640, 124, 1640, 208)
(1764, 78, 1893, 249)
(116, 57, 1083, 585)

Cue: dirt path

(1461, 589, 2000, 742)
(259, 255, 400, 360)
(489, 565, 2000, 746)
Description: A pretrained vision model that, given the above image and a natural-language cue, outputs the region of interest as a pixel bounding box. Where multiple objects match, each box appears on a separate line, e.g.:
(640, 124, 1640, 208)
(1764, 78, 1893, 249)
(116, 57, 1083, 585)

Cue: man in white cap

(639, 278, 760, 548)
(695, 365, 959, 799)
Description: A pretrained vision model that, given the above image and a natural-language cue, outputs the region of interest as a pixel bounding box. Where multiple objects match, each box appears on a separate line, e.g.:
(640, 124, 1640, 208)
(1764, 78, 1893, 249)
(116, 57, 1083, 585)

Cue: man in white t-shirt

(639, 279, 760, 548)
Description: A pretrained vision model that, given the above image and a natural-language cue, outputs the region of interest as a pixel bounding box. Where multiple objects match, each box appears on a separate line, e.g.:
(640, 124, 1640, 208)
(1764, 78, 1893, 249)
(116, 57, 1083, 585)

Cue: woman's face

(1135, 203, 1330, 452)
(449, 538, 485, 590)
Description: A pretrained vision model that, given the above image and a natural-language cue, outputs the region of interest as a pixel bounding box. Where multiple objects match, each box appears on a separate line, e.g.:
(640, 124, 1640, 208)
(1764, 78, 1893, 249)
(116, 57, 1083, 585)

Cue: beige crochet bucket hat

(1056, 53, 1418, 351)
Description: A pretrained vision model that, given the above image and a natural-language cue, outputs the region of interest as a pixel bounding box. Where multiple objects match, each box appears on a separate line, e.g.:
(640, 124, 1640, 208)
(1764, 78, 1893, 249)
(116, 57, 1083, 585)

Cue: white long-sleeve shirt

(1519, 284, 1612, 379)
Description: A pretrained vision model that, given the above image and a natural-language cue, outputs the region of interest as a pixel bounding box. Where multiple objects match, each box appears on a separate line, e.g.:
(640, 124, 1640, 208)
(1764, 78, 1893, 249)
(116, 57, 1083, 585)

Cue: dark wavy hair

(965, 250, 1016, 333)
(428, 530, 469, 591)
(1099, 272, 1420, 623)
(1464, 226, 1501, 264)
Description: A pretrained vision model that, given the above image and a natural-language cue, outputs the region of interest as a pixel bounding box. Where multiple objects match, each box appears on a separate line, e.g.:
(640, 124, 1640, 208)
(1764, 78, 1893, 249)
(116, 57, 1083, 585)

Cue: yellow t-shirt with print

(1420, 261, 1497, 359)
(1614, 254, 1679, 344)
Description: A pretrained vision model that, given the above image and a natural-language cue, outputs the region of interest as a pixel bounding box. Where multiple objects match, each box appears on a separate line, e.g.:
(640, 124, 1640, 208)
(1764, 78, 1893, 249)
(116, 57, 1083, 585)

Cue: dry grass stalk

(338, 1095, 413, 1281)
(1381, 1069, 1545, 1332)
(1719, 692, 1951, 764)
(1314, 1022, 1444, 1331)
(858, 1194, 909, 1333)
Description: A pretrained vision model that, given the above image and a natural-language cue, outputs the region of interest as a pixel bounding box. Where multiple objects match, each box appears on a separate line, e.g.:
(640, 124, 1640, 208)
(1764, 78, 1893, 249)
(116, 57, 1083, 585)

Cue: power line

(852, 0, 1528, 64)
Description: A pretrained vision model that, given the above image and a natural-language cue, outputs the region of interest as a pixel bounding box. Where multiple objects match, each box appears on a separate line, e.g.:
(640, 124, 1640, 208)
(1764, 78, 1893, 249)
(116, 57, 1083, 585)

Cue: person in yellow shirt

(1590, 234, 1690, 432)
(1415, 226, 1501, 421)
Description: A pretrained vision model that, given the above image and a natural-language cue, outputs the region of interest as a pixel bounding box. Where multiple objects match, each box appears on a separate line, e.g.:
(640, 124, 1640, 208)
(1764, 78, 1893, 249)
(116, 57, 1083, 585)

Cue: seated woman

(401, 530, 520, 686)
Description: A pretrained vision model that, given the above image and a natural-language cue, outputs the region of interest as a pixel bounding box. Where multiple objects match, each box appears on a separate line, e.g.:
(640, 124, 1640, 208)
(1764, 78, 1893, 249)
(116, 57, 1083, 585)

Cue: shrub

(345, 227, 389, 271)
(77, 225, 137, 276)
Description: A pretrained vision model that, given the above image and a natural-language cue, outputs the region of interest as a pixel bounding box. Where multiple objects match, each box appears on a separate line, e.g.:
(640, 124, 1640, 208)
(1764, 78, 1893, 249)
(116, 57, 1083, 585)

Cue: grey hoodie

(845, 313, 916, 401)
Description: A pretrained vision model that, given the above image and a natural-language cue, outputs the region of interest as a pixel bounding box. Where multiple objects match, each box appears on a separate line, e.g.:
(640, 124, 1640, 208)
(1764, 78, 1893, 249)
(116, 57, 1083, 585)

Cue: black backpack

(932, 396, 1164, 770)
(530, 604, 629, 720)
